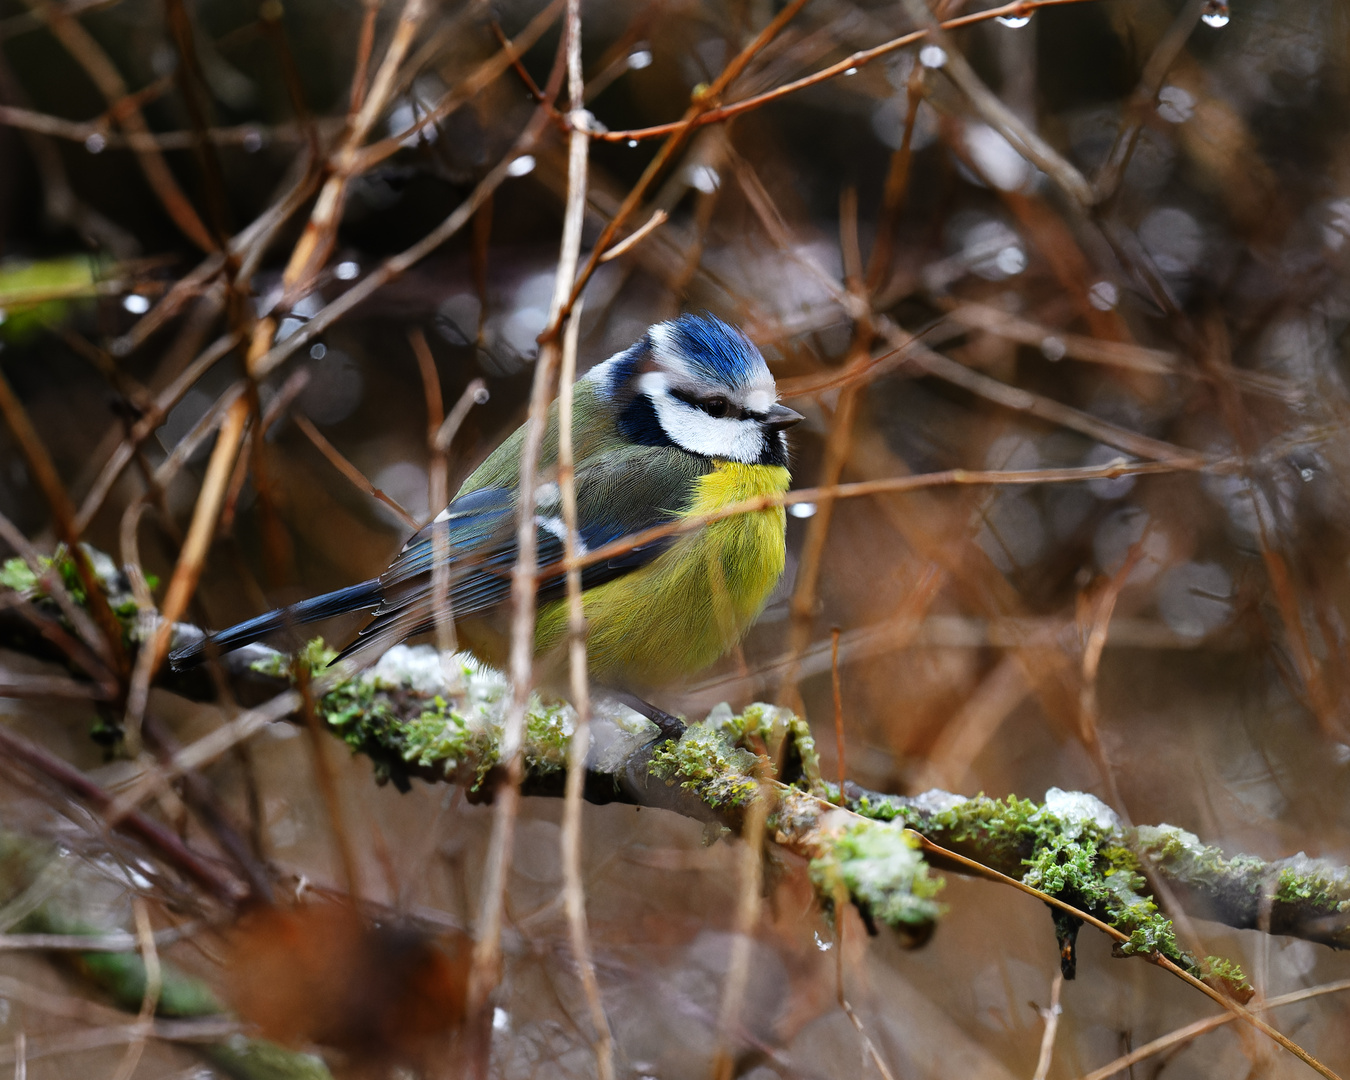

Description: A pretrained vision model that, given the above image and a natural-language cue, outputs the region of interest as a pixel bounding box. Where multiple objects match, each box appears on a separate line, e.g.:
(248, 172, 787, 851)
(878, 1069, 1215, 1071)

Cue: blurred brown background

(2, 0, 1350, 1076)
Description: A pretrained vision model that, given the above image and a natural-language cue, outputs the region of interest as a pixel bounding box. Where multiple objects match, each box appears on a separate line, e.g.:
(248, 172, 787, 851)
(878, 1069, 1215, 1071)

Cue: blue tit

(171, 313, 803, 698)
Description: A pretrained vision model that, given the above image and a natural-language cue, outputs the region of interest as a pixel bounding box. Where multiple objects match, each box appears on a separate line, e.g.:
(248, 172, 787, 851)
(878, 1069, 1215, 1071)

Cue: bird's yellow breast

(535, 461, 790, 688)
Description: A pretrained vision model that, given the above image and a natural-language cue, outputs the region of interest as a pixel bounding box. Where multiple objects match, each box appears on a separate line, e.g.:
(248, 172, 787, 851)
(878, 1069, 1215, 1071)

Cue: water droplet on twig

(1201, 2, 1230, 28)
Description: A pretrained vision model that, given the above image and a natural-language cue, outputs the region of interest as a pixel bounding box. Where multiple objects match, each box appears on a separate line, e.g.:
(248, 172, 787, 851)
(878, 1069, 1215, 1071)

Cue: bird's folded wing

(341, 446, 709, 656)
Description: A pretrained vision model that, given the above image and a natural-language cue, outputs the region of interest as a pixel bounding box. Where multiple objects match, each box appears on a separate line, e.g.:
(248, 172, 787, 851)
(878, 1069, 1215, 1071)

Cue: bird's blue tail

(168, 579, 382, 669)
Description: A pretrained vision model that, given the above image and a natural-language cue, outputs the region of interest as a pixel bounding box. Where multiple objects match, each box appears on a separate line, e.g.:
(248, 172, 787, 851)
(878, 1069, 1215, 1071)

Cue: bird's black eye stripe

(669, 387, 747, 420)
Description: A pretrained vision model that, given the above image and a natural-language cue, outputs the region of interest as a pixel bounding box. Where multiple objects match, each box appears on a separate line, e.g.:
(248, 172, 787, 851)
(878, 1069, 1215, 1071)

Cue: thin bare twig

(291, 412, 419, 529)
(711, 766, 770, 1080)
(105, 690, 302, 825)
(555, 457, 1217, 582)
(0, 371, 129, 674)
(551, 6, 612, 1074)
(1080, 979, 1350, 1080)
(465, 40, 570, 1072)
(593, 0, 1096, 143)
(298, 668, 361, 898)
(548, 0, 815, 338)
(106, 896, 161, 1080)
(124, 395, 250, 751)
(1032, 972, 1064, 1080)
(597, 208, 668, 262)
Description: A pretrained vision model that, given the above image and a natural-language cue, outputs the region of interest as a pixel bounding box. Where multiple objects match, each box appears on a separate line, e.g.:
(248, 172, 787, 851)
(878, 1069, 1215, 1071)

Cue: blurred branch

(22, 0, 216, 251)
(899, 0, 1094, 207)
(0, 723, 245, 904)
(0, 107, 336, 149)
(1092, 0, 1207, 205)
(0, 836, 331, 1079)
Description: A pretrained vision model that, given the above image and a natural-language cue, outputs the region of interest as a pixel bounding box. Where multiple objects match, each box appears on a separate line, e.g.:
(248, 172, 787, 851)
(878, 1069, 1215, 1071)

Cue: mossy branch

(3, 549, 1349, 985)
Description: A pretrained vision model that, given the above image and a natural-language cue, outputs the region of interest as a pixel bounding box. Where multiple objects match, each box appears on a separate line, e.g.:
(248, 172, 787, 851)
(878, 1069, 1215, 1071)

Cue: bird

(170, 313, 802, 721)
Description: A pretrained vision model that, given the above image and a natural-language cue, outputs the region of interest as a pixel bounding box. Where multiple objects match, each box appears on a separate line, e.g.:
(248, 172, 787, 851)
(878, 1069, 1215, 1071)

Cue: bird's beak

(763, 403, 804, 431)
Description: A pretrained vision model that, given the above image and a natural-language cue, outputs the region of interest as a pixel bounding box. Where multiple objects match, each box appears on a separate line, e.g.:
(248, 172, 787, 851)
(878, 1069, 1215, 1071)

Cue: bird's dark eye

(701, 395, 730, 418)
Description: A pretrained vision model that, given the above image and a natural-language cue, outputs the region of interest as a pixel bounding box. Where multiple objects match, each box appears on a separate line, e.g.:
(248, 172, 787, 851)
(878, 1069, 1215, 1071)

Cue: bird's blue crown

(661, 313, 769, 389)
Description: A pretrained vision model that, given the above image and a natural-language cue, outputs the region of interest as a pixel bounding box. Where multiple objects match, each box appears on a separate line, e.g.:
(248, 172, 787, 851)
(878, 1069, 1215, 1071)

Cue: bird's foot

(607, 692, 687, 742)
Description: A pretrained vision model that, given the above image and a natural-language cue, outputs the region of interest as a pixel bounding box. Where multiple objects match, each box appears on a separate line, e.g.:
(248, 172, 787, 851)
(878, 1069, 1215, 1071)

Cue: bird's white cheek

(650, 395, 764, 461)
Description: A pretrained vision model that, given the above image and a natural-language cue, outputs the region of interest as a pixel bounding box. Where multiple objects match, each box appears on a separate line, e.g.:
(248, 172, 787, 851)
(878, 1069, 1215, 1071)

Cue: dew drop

(789, 501, 818, 519)
(506, 155, 536, 177)
(1041, 336, 1067, 362)
(995, 246, 1026, 276)
(122, 294, 150, 315)
(309, 342, 327, 360)
(1088, 280, 1118, 311)
(686, 164, 720, 193)
(626, 139, 639, 148)
(919, 45, 947, 69)
(335, 260, 360, 281)
(1300, 467, 1315, 483)
(844, 66, 858, 76)
(1201, 2, 1230, 27)
(628, 48, 653, 70)
(996, 15, 1032, 28)
(84, 132, 107, 154)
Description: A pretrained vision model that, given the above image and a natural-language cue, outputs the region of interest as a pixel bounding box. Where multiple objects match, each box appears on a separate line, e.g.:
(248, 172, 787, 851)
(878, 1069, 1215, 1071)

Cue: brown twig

(592, 0, 1097, 144)
(553, 458, 1218, 583)
(278, 0, 432, 299)
(75, 329, 243, 535)
(347, 0, 382, 114)
(547, 0, 815, 339)
(291, 411, 418, 529)
(711, 762, 770, 1080)
(1092, 0, 1207, 204)
(249, 99, 563, 381)
(0, 369, 128, 675)
(355, 0, 566, 174)
(106, 896, 161, 1080)
(597, 208, 669, 262)
(124, 395, 250, 750)
(410, 327, 459, 659)
(1080, 979, 1350, 1080)
(1031, 971, 1064, 1080)
(297, 668, 361, 898)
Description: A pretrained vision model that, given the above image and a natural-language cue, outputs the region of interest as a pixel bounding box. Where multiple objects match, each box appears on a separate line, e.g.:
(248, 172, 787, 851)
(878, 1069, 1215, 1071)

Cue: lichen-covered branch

(3, 548, 1349, 981)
